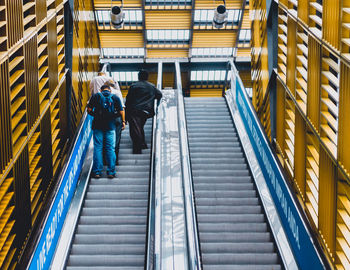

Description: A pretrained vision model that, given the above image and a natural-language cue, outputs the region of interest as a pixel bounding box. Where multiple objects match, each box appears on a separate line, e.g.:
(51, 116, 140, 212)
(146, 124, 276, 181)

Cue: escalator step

(68, 255, 144, 267)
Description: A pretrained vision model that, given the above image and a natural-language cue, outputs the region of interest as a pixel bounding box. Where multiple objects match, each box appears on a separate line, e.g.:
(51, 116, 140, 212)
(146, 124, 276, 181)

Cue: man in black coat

(125, 69, 162, 154)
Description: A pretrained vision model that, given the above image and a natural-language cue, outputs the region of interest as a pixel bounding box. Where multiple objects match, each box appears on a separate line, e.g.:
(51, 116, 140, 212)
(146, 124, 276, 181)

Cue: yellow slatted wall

(252, 0, 350, 268)
(0, 0, 100, 268)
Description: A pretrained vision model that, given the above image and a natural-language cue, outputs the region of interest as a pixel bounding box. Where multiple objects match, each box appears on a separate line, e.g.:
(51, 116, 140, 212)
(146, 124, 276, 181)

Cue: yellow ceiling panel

(195, 0, 243, 9)
(192, 31, 236, 47)
(100, 31, 144, 47)
(94, 0, 142, 8)
(147, 49, 189, 58)
(237, 48, 251, 57)
(146, 44, 189, 49)
(241, 10, 251, 29)
(145, 10, 191, 29)
(190, 88, 222, 97)
(145, 5, 192, 10)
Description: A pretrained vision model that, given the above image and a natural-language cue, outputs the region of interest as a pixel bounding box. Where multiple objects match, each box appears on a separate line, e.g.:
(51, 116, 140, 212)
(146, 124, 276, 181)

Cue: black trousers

(128, 111, 147, 153)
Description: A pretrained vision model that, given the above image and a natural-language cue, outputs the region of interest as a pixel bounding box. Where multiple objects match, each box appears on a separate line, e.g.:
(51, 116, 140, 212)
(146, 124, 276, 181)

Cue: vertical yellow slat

(276, 79, 285, 158)
(319, 146, 336, 259)
(298, 0, 309, 24)
(286, 16, 296, 96)
(294, 109, 306, 198)
(307, 36, 321, 131)
(339, 61, 350, 179)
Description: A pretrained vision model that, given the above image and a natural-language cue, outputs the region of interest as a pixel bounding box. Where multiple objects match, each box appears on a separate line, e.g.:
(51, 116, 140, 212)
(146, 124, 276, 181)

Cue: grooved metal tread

(184, 97, 281, 270)
(66, 120, 152, 269)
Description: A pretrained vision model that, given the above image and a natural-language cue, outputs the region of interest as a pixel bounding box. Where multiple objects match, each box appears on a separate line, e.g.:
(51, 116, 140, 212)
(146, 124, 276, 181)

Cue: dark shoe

(141, 144, 148, 149)
(107, 174, 115, 179)
(133, 147, 142, 154)
(91, 173, 101, 178)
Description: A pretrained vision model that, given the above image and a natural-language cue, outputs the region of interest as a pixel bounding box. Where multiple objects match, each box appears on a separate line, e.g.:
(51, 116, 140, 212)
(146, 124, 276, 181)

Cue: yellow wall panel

(100, 31, 144, 47)
(190, 88, 222, 97)
(94, 0, 142, 8)
(145, 10, 191, 29)
(147, 49, 188, 58)
(192, 31, 236, 47)
(239, 70, 252, 88)
(195, 0, 242, 9)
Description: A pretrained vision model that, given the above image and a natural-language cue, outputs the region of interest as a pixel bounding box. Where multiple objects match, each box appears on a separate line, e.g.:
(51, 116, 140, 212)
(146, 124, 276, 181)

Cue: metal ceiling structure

(94, 0, 251, 64)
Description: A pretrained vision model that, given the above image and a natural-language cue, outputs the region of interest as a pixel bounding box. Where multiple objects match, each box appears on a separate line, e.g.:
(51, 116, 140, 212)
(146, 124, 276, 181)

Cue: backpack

(97, 92, 115, 118)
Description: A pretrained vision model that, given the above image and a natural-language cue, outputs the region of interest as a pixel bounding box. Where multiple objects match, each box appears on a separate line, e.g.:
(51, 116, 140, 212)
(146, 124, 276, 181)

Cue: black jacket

(125, 80, 162, 117)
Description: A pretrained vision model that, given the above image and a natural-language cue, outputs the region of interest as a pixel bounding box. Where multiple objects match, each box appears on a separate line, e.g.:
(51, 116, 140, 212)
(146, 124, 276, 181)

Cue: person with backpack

(125, 69, 162, 154)
(87, 84, 125, 178)
(103, 80, 125, 164)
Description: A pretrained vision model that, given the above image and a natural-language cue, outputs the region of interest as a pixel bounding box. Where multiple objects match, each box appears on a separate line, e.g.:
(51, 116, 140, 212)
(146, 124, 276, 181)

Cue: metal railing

(175, 61, 202, 270)
(145, 62, 163, 269)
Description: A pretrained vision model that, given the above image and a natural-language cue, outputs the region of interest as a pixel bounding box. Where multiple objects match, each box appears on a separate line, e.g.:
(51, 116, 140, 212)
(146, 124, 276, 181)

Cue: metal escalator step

(68, 255, 144, 267)
(197, 214, 265, 224)
(198, 222, 268, 233)
(88, 184, 148, 193)
(78, 216, 146, 225)
(116, 171, 151, 178)
(67, 267, 143, 270)
(201, 242, 275, 253)
(199, 232, 272, 243)
(186, 115, 231, 119)
(190, 152, 243, 159)
(191, 164, 247, 171)
(89, 179, 148, 186)
(115, 165, 150, 172)
(83, 199, 148, 208)
(81, 207, 147, 216)
(188, 132, 237, 137)
(191, 158, 245, 164)
(71, 244, 145, 255)
(194, 190, 256, 198)
(76, 224, 146, 234)
(118, 159, 150, 165)
(194, 183, 254, 191)
(192, 170, 249, 177)
(85, 191, 148, 200)
(73, 234, 145, 245)
(202, 253, 279, 265)
(195, 197, 259, 206)
(196, 205, 261, 214)
(192, 176, 252, 184)
(206, 263, 281, 269)
(189, 142, 241, 147)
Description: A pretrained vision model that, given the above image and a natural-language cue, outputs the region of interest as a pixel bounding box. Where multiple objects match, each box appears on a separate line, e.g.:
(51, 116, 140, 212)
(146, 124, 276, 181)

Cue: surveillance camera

(110, 6, 125, 29)
(213, 5, 228, 29)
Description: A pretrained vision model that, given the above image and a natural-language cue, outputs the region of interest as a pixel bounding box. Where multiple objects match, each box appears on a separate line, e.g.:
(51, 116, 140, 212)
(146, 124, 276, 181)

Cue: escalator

(65, 120, 153, 269)
(184, 97, 282, 270)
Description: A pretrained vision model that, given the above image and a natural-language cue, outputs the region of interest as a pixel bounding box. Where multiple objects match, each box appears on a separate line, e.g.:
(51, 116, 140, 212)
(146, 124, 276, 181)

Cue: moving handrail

(175, 61, 201, 270)
(145, 62, 162, 269)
